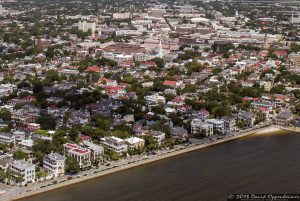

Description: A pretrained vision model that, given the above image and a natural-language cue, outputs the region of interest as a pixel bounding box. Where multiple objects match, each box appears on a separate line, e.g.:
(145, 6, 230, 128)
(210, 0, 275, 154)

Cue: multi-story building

(0, 84, 17, 98)
(276, 111, 293, 127)
(148, 7, 166, 18)
(191, 119, 213, 137)
(125, 137, 145, 149)
(144, 39, 179, 51)
(43, 152, 65, 178)
(103, 52, 133, 63)
(82, 141, 104, 161)
(8, 160, 35, 186)
(147, 131, 166, 145)
(19, 139, 34, 150)
(63, 143, 91, 168)
(290, 53, 300, 67)
(193, 109, 210, 120)
(251, 101, 274, 110)
(27, 123, 41, 132)
(221, 116, 237, 132)
(206, 119, 225, 134)
(237, 111, 255, 126)
(78, 21, 96, 33)
(101, 137, 128, 154)
(0, 133, 15, 145)
(113, 13, 131, 19)
(11, 109, 40, 124)
(145, 94, 166, 105)
(170, 127, 188, 140)
(135, 53, 155, 62)
(262, 81, 272, 92)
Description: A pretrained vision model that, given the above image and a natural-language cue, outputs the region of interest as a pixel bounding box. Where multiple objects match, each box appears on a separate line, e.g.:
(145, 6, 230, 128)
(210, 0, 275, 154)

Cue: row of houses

(191, 110, 294, 137)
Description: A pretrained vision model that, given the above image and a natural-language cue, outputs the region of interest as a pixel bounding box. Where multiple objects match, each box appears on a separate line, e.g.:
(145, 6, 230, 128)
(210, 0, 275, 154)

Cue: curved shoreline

(9, 125, 287, 201)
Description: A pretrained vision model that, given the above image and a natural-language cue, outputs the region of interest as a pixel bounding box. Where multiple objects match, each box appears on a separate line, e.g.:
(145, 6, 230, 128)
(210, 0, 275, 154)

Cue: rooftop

(10, 159, 34, 170)
(125, 137, 145, 144)
(47, 152, 65, 161)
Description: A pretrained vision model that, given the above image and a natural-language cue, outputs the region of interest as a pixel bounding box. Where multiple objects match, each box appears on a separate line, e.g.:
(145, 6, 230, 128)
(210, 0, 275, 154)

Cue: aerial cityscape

(0, 0, 300, 200)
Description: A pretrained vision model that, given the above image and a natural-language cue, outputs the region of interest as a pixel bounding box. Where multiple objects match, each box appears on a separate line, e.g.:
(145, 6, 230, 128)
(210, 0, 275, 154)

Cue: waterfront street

(1, 1, 300, 200)
(0, 124, 274, 201)
(16, 126, 300, 201)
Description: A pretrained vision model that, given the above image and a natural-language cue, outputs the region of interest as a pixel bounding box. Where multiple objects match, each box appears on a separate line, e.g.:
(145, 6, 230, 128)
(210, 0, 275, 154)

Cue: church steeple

(158, 40, 163, 58)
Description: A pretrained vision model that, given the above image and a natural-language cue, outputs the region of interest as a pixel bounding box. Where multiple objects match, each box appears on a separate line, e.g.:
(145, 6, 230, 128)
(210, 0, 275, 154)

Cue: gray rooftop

(276, 111, 293, 120)
(47, 152, 65, 161)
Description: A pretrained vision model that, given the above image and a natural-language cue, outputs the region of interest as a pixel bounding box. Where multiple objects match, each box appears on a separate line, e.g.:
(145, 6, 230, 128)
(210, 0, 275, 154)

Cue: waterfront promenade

(0, 124, 286, 201)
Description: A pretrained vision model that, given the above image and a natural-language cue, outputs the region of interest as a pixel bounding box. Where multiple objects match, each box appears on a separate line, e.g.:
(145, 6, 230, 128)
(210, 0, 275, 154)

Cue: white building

(125, 137, 145, 149)
(135, 53, 155, 62)
(148, 131, 165, 145)
(0, 4, 2, 13)
(113, 13, 131, 19)
(63, 143, 91, 168)
(101, 136, 128, 154)
(0, 133, 15, 145)
(290, 53, 300, 67)
(103, 52, 133, 63)
(0, 84, 17, 98)
(19, 139, 34, 149)
(116, 30, 142, 36)
(78, 21, 96, 34)
(8, 160, 35, 186)
(82, 141, 104, 161)
(206, 119, 225, 133)
(145, 94, 166, 105)
(191, 119, 213, 136)
(43, 152, 65, 178)
(222, 116, 236, 132)
(190, 17, 211, 25)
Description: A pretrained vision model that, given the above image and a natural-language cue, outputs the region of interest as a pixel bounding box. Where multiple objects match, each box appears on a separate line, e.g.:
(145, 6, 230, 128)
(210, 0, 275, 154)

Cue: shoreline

(8, 125, 288, 201)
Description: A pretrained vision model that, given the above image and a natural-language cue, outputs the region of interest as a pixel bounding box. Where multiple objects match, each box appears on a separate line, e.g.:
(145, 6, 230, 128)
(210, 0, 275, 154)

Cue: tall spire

(130, 4, 133, 19)
(158, 40, 163, 58)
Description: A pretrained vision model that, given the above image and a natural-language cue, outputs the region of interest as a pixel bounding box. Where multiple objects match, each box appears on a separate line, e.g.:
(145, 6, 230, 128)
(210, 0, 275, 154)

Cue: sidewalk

(2, 124, 276, 201)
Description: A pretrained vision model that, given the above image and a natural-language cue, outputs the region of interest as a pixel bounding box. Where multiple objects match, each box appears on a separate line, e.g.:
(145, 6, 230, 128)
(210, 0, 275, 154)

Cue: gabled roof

(163, 80, 177, 86)
(84, 66, 102, 73)
(276, 111, 293, 119)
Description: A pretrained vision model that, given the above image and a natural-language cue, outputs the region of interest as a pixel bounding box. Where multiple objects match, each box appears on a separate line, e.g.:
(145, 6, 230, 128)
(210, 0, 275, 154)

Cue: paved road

(0, 124, 271, 201)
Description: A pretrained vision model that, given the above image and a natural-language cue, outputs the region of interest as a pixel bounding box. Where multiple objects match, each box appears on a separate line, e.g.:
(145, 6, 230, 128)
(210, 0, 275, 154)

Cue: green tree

(151, 57, 165, 68)
(36, 170, 47, 181)
(36, 114, 56, 130)
(0, 108, 11, 121)
(112, 130, 130, 139)
(69, 126, 79, 142)
(183, 84, 197, 93)
(65, 157, 80, 174)
(45, 70, 60, 83)
(33, 82, 44, 94)
(270, 84, 286, 94)
(144, 135, 158, 151)
(106, 149, 120, 161)
(295, 103, 300, 114)
(13, 150, 29, 160)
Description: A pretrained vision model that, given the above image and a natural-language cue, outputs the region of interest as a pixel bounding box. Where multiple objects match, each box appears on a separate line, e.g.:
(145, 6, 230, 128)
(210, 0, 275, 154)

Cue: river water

(19, 130, 300, 201)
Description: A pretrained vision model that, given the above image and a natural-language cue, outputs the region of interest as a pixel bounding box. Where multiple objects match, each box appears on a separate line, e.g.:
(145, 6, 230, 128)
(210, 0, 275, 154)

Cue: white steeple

(158, 40, 163, 58)
(235, 10, 239, 19)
